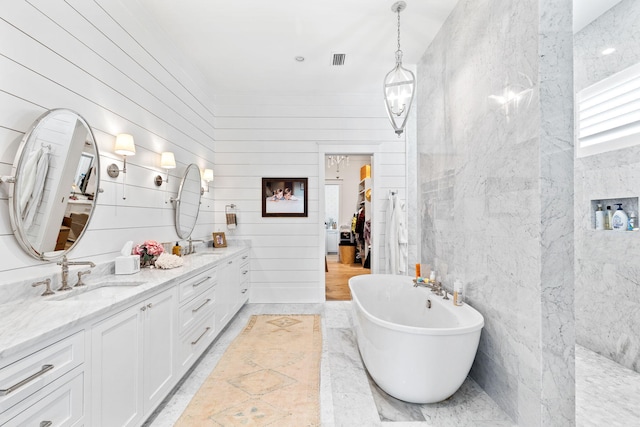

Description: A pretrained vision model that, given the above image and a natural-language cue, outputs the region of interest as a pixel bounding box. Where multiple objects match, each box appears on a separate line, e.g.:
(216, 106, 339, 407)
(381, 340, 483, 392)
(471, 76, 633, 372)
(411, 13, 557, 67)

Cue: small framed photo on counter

(213, 232, 227, 248)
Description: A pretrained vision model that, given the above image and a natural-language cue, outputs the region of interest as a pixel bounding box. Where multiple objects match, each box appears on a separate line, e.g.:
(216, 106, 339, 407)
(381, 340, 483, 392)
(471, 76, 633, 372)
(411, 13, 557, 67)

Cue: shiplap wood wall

(0, 0, 409, 302)
(0, 0, 216, 284)
(212, 94, 407, 302)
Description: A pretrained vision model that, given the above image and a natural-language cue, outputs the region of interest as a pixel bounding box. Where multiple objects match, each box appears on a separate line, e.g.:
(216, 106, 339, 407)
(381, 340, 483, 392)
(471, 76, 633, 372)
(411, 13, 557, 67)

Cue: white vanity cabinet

(215, 250, 251, 332)
(89, 286, 178, 427)
(176, 265, 217, 376)
(0, 332, 85, 426)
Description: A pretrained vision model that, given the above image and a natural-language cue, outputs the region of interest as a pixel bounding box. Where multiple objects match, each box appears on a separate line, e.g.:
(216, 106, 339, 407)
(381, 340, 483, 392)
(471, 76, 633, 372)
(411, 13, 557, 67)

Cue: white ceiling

(133, 0, 459, 96)
(131, 0, 621, 98)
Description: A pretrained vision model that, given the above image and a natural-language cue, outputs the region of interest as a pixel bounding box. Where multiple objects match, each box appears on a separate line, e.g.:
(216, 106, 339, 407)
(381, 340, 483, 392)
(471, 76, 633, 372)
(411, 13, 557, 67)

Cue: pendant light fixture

(383, 1, 415, 137)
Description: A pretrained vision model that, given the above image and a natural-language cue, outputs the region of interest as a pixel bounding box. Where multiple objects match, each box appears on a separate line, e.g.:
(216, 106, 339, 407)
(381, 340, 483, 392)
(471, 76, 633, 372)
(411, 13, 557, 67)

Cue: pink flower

(133, 240, 165, 257)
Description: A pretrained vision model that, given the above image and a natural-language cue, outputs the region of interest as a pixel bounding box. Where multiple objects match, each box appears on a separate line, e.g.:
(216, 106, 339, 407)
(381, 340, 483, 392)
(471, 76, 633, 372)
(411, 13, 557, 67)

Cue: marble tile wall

(416, 0, 574, 425)
(574, 0, 640, 373)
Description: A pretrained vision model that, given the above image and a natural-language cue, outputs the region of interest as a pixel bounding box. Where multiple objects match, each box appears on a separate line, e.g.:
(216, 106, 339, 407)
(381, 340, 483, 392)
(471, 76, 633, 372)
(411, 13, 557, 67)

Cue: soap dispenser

(173, 241, 182, 256)
(611, 204, 629, 231)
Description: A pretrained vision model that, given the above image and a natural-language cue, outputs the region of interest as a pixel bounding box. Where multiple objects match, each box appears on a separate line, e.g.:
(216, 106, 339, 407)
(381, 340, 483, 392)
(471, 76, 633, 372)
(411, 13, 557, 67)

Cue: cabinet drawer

(0, 332, 84, 414)
(177, 316, 216, 375)
(178, 285, 215, 335)
(178, 267, 216, 303)
(0, 368, 84, 427)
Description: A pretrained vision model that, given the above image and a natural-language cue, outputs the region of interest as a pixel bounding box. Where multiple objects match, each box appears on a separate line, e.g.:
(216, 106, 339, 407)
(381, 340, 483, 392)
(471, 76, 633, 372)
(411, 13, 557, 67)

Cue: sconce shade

(114, 134, 136, 156)
(161, 152, 176, 169)
(203, 168, 214, 182)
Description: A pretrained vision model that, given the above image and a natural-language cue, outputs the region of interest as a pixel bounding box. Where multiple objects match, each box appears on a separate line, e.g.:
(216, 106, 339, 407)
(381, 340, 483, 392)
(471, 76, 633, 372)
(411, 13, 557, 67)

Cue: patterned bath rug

(175, 314, 322, 426)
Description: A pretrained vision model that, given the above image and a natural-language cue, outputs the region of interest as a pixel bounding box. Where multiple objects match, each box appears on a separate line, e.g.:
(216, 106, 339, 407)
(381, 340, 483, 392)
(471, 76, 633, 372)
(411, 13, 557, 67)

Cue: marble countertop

(0, 245, 249, 362)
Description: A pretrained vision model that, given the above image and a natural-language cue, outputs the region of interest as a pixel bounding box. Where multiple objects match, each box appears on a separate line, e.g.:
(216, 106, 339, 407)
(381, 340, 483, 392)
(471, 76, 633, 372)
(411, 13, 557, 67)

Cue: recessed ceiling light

(295, 56, 305, 62)
(602, 47, 616, 55)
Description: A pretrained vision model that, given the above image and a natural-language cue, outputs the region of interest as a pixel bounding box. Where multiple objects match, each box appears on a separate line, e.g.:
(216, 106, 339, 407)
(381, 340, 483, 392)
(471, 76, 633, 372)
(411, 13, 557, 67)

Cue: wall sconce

(106, 134, 136, 178)
(202, 168, 214, 193)
(154, 151, 176, 186)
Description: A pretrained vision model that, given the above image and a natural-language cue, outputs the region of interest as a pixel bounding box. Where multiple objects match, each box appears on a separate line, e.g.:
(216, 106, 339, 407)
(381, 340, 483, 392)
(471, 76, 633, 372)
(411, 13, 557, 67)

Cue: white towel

(22, 147, 49, 229)
(19, 148, 41, 214)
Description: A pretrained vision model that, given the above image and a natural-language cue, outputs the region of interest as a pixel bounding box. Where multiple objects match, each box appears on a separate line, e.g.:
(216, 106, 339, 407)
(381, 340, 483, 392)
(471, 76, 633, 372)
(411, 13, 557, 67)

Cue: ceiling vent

(331, 53, 346, 66)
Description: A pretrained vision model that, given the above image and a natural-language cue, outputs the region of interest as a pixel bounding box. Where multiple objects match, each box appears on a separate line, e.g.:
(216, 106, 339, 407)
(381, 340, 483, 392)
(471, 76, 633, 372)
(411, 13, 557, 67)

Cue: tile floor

(145, 302, 640, 426)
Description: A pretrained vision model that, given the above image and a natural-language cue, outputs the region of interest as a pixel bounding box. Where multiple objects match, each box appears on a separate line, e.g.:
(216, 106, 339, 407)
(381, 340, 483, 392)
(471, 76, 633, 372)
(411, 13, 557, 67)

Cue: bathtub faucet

(413, 278, 434, 290)
(432, 281, 444, 297)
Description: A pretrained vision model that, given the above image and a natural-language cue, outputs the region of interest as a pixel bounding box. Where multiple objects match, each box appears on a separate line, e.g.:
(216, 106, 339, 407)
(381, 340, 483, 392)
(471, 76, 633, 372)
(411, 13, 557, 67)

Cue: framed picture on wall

(212, 232, 227, 248)
(262, 177, 308, 217)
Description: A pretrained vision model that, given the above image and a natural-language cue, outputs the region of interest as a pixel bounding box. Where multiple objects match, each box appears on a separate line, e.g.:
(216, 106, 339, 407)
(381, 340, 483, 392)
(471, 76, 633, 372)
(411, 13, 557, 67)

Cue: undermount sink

(193, 252, 223, 257)
(51, 281, 145, 301)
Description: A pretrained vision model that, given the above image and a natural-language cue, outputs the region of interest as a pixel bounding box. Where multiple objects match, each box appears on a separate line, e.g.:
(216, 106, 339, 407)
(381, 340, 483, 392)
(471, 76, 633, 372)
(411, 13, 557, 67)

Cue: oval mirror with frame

(174, 163, 202, 239)
(6, 108, 100, 260)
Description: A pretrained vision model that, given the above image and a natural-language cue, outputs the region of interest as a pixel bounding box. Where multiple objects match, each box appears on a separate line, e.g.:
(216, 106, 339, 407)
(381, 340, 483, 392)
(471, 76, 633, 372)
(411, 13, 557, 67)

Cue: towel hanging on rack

(225, 204, 237, 229)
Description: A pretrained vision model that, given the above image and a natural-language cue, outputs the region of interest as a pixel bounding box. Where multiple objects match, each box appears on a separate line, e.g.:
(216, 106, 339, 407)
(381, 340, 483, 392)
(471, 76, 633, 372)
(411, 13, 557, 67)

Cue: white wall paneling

(214, 93, 406, 303)
(0, 0, 216, 284)
(0, 2, 407, 304)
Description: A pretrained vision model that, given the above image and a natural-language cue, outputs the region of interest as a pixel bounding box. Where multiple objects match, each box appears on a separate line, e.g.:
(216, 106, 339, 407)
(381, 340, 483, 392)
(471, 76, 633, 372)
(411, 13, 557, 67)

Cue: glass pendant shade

(383, 52, 415, 136)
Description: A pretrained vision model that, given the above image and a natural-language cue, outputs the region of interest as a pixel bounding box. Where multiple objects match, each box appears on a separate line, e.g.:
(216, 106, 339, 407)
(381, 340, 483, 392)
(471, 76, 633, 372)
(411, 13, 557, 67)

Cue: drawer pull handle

(242, 255, 248, 260)
(241, 289, 248, 294)
(242, 270, 248, 275)
(227, 261, 233, 265)
(0, 364, 54, 396)
(191, 327, 211, 345)
(192, 298, 211, 313)
(40, 422, 52, 427)
(192, 277, 211, 288)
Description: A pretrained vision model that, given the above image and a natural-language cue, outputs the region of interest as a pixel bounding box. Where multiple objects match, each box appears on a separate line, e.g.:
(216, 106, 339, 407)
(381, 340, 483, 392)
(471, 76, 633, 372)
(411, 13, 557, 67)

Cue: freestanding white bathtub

(349, 274, 484, 404)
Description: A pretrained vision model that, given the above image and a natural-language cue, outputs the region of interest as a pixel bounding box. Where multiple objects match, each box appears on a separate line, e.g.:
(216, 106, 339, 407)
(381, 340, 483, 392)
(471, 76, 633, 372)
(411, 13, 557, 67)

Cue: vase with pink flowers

(133, 240, 164, 267)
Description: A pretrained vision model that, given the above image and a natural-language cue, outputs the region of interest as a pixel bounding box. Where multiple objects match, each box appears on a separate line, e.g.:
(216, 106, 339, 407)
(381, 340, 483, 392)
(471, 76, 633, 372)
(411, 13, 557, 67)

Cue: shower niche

(590, 197, 638, 231)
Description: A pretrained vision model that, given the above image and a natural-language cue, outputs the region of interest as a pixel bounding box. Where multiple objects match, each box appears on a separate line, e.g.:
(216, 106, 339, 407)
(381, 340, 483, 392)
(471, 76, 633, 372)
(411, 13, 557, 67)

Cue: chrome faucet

(32, 278, 54, 296)
(75, 269, 92, 287)
(432, 281, 444, 297)
(185, 238, 205, 255)
(57, 255, 95, 291)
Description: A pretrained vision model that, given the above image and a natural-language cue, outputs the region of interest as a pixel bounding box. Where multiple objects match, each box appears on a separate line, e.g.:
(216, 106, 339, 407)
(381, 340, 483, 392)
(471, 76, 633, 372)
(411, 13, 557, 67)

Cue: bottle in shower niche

(611, 204, 629, 231)
(595, 204, 605, 230)
(629, 211, 637, 231)
(605, 205, 613, 230)
(453, 280, 463, 306)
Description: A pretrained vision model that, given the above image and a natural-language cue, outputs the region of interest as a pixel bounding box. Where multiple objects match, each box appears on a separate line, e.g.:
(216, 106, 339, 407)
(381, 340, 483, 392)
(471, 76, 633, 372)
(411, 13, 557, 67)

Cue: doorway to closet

(324, 154, 372, 301)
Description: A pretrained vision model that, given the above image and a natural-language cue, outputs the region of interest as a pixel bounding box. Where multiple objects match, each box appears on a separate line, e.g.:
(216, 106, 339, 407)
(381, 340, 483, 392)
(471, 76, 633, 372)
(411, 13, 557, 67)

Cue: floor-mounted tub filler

(349, 274, 484, 404)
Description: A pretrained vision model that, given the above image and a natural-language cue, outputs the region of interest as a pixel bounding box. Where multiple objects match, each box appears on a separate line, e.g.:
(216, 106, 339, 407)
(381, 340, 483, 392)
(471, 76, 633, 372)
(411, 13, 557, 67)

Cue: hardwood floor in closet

(325, 254, 370, 301)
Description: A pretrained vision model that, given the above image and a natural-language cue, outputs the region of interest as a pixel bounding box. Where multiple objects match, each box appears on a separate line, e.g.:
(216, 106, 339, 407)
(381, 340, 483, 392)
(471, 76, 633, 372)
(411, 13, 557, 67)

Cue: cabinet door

(91, 305, 144, 427)
(215, 260, 234, 330)
(143, 287, 177, 413)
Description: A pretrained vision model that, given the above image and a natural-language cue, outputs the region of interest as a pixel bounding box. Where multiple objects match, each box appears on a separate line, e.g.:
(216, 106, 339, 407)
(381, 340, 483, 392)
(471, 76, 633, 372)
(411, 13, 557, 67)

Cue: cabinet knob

(147, 303, 153, 309)
(141, 306, 146, 311)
